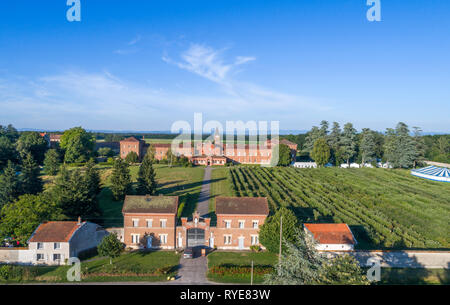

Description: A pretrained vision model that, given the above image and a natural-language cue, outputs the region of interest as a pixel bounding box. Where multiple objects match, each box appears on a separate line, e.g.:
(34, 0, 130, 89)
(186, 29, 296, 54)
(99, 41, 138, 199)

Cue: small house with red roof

(27, 219, 108, 265)
(303, 223, 357, 251)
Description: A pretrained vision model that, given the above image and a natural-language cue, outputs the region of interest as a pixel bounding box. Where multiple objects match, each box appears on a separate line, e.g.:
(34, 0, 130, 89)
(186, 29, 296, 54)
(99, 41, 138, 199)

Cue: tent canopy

(411, 166, 450, 182)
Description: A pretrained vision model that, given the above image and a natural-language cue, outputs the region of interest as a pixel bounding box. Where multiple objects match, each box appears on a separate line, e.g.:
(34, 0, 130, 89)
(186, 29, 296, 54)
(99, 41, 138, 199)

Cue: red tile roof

(304, 223, 356, 245)
(28, 221, 84, 243)
(120, 136, 141, 143)
(49, 134, 62, 141)
(215, 197, 269, 215)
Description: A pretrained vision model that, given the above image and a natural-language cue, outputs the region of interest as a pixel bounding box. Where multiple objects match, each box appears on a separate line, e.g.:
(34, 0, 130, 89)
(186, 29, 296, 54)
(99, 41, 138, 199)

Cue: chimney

(77, 216, 81, 224)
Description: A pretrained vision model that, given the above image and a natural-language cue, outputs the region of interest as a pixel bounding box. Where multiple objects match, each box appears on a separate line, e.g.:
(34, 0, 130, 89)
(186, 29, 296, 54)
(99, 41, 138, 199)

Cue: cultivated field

(224, 167, 450, 249)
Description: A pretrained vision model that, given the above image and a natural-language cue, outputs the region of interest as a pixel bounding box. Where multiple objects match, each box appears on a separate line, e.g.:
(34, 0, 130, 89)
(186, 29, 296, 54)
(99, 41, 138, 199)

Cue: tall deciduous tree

(137, 154, 157, 195)
(0, 161, 19, 209)
(60, 127, 95, 163)
(276, 144, 293, 167)
(311, 138, 330, 167)
(110, 158, 131, 201)
(20, 153, 43, 195)
(340, 123, 358, 166)
(43, 149, 61, 176)
(0, 193, 62, 245)
(16, 132, 48, 165)
(259, 207, 299, 253)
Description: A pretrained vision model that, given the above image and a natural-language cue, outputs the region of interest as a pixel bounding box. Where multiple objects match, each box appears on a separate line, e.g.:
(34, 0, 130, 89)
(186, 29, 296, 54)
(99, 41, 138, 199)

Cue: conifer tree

(20, 153, 43, 195)
(340, 123, 358, 166)
(110, 158, 131, 201)
(0, 161, 19, 208)
(137, 154, 157, 195)
(360, 128, 377, 165)
(43, 149, 61, 176)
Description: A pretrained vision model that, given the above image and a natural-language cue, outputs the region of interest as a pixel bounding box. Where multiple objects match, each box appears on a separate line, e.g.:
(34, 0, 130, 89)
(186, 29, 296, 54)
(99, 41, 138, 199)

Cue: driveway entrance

(187, 228, 205, 248)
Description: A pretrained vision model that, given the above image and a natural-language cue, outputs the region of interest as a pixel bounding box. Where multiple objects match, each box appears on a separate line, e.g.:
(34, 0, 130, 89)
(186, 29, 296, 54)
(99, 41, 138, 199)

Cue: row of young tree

(303, 121, 432, 168)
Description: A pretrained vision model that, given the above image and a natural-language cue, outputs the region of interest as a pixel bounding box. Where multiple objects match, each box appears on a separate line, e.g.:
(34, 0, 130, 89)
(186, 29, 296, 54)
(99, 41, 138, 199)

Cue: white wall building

(0, 220, 108, 266)
(303, 223, 357, 251)
(293, 162, 317, 168)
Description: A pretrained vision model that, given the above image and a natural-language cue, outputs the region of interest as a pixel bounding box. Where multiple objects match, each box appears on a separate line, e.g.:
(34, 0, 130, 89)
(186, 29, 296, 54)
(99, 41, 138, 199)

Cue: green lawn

(208, 167, 233, 225)
(0, 250, 181, 283)
(207, 251, 277, 284)
(377, 268, 450, 285)
(97, 164, 205, 227)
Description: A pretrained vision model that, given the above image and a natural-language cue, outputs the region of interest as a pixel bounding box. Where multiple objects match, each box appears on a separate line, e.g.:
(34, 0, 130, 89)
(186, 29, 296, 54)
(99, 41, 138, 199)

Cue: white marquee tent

(411, 166, 450, 183)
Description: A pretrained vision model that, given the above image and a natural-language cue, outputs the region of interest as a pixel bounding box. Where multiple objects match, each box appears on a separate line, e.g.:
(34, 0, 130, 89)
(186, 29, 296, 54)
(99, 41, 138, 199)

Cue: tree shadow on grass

(158, 178, 225, 195)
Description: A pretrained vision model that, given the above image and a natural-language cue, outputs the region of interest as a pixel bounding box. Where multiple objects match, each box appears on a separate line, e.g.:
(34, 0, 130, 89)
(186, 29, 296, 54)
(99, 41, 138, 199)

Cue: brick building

(119, 132, 297, 166)
(120, 136, 146, 160)
(122, 195, 269, 250)
(212, 197, 269, 250)
(122, 195, 179, 249)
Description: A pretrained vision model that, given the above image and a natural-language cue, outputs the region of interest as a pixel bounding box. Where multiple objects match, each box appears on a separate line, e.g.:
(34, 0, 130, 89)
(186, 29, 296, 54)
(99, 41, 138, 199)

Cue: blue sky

(0, 0, 449, 132)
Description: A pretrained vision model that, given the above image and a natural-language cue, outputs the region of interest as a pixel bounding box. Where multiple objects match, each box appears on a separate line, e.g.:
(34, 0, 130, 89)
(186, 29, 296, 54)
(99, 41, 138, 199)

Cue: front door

(238, 237, 244, 250)
(146, 236, 152, 248)
(187, 228, 205, 248)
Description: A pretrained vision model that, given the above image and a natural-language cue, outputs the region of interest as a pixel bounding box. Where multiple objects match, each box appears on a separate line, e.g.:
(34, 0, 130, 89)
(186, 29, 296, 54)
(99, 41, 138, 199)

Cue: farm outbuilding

(411, 166, 450, 182)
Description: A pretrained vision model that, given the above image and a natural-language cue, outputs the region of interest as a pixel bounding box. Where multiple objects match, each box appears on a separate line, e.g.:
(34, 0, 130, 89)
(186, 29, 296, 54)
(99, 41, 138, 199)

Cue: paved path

(326, 251, 450, 269)
(197, 166, 212, 217)
(174, 255, 212, 284)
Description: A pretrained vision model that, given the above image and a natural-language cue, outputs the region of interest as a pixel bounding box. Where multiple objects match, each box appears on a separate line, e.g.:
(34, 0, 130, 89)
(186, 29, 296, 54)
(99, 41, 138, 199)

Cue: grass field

(207, 251, 277, 284)
(0, 250, 180, 283)
(208, 167, 234, 225)
(223, 166, 450, 250)
(96, 164, 204, 227)
(377, 268, 449, 285)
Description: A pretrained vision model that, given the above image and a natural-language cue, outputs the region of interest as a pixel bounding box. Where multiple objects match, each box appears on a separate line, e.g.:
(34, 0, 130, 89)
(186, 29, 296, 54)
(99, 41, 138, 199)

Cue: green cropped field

(224, 167, 450, 250)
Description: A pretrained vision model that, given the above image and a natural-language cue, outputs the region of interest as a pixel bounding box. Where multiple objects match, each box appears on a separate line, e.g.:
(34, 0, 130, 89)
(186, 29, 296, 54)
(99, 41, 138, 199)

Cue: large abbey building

(120, 131, 297, 166)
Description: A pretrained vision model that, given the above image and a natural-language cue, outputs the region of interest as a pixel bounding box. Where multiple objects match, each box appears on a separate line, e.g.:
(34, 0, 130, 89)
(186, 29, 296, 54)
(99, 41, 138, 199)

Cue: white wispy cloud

(0, 44, 332, 130)
(128, 35, 142, 46)
(163, 43, 331, 111)
(114, 34, 142, 55)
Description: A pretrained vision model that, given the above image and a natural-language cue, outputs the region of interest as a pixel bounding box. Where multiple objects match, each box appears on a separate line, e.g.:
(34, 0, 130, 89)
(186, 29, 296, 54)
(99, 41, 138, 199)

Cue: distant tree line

(283, 120, 449, 168)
